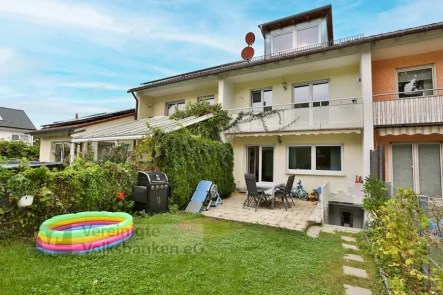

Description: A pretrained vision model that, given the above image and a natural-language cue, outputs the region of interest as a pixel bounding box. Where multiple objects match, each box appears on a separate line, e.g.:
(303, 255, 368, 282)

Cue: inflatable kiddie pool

(36, 212, 133, 254)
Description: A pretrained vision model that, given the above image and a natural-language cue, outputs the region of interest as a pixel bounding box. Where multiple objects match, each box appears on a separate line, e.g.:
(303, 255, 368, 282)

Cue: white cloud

(58, 82, 129, 91)
(0, 0, 130, 33)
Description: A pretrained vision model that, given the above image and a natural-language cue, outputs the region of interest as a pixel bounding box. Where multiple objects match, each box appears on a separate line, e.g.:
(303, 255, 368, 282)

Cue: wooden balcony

(225, 97, 363, 134)
(373, 95, 443, 126)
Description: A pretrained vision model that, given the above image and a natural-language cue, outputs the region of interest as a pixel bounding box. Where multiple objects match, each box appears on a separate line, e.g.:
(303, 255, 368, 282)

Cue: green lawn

(0, 213, 378, 295)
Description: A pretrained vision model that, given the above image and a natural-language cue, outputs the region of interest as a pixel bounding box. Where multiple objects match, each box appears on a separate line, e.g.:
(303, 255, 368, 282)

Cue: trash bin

(132, 171, 170, 214)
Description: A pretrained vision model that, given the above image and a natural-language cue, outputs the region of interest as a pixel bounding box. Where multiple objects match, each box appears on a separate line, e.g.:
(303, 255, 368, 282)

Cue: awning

(71, 114, 213, 143)
(378, 125, 443, 136)
(226, 129, 361, 138)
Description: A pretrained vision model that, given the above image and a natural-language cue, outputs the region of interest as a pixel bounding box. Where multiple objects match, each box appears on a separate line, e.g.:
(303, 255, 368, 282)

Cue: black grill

(133, 171, 170, 214)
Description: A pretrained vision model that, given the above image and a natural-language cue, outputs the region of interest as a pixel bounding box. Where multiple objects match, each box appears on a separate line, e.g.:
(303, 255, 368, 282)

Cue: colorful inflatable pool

(36, 212, 134, 254)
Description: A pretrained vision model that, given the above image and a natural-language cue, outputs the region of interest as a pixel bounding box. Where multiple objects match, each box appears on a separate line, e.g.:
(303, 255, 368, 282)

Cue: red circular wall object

(245, 32, 255, 45)
(241, 46, 255, 60)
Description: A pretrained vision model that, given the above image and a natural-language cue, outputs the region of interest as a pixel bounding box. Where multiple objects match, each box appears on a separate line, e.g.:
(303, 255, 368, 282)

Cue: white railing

(321, 182, 330, 224)
(225, 97, 363, 134)
(373, 92, 443, 126)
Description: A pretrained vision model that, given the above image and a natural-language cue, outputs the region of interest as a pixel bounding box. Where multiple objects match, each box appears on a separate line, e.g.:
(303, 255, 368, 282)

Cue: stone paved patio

(202, 193, 318, 231)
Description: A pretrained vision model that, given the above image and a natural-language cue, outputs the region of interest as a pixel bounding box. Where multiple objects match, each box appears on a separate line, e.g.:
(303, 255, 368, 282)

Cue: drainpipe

(130, 91, 138, 120)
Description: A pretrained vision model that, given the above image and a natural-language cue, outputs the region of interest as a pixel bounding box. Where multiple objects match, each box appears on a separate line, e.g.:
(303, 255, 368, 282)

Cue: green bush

(137, 129, 234, 208)
(0, 159, 137, 237)
(169, 101, 230, 141)
(0, 140, 39, 160)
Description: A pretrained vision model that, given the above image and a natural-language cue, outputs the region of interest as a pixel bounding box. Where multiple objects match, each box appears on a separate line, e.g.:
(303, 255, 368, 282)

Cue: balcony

(225, 97, 363, 134)
(373, 94, 443, 126)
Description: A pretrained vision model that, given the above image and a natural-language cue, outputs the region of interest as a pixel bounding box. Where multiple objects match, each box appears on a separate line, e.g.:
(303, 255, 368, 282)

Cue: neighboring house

(68, 5, 443, 228)
(0, 107, 36, 144)
(30, 109, 136, 162)
(372, 48, 443, 198)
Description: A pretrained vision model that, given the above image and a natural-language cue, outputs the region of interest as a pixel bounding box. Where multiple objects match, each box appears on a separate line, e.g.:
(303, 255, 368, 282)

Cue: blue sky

(1, 0, 443, 128)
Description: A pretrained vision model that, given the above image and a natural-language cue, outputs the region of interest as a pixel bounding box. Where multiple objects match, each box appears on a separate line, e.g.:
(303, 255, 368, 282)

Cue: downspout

(130, 91, 138, 148)
(130, 91, 138, 120)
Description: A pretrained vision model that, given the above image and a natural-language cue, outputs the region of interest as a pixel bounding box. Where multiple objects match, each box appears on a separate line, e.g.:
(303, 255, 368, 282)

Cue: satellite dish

(245, 32, 255, 45)
(241, 46, 254, 60)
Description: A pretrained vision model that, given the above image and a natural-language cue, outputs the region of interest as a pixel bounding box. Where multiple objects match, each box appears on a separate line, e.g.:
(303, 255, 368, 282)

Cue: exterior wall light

(282, 82, 287, 90)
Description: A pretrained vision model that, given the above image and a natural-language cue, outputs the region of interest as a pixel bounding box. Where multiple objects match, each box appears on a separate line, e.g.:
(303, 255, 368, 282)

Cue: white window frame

(53, 142, 71, 162)
(245, 145, 275, 183)
(270, 19, 321, 53)
(292, 79, 330, 106)
(166, 100, 185, 115)
(251, 87, 273, 112)
(395, 64, 435, 98)
(286, 144, 345, 176)
(389, 142, 443, 197)
(198, 95, 215, 105)
(11, 134, 20, 141)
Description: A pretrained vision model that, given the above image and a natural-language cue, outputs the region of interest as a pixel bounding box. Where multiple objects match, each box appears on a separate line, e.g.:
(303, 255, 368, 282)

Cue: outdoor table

(257, 182, 285, 209)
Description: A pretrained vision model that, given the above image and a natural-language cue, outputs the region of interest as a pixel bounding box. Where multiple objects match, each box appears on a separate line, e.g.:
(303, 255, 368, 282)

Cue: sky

(1, 0, 443, 128)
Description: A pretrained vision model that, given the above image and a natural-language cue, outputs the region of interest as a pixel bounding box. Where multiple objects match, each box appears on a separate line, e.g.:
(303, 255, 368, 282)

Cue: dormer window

(271, 21, 321, 53)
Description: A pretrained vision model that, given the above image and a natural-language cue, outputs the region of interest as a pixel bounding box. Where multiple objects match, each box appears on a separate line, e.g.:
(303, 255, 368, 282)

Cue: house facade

(129, 5, 372, 196)
(0, 107, 35, 145)
(31, 109, 135, 163)
(372, 44, 443, 198)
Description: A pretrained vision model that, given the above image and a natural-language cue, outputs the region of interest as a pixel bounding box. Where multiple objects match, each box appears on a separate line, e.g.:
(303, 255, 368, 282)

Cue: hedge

(151, 130, 234, 209)
(0, 160, 136, 237)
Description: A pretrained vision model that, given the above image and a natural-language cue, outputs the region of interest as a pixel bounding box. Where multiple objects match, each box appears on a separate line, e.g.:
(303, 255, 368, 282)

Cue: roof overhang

(28, 127, 73, 137)
(71, 114, 214, 143)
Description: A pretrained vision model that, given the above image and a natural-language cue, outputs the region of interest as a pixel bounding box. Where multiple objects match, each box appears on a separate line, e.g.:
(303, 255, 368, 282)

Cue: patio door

(246, 146, 274, 183)
(392, 143, 442, 198)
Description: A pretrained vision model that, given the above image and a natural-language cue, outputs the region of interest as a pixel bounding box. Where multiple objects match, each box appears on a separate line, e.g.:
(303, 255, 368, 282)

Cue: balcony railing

(225, 97, 363, 134)
(373, 91, 443, 126)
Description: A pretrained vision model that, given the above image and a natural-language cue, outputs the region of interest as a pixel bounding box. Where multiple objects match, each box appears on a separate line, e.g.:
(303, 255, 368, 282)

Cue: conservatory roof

(71, 114, 213, 143)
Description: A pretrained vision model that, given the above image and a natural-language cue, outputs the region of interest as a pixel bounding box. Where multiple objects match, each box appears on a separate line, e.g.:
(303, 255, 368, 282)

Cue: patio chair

(273, 175, 295, 211)
(244, 174, 270, 212)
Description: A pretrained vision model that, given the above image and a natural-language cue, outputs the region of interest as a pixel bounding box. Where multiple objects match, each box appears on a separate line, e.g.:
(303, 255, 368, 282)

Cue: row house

(48, 5, 443, 228)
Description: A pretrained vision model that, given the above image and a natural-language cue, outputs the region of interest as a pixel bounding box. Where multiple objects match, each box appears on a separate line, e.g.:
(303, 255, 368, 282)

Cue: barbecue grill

(132, 171, 170, 214)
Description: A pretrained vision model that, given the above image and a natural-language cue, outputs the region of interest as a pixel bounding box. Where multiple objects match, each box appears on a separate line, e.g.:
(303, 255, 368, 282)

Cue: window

(198, 96, 215, 105)
(297, 26, 319, 48)
(287, 145, 343, 174)
(251, 89, 272, 112)
(288, 146, 311, 170)
(53, 142, 71, 163)
(272, 32, 293, 53)
(20, 135, 29, 141)
(166, 101, 185, 116)
(11, 135, 19, 141)
(270, 21, 320, 53)
(397, 66, 434, 98)
(246, 146, 274, 182)
(392, 143, 442, 198)
(293, 81, 329, 108)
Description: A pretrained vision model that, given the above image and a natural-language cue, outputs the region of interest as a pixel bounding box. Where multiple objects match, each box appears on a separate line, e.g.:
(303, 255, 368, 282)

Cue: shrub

(169, 101, 230, 141)
(363, 175, 390, 217)
(0, 140, 39, 159)
(136, 128, 234, 208)
(99, 143, 133, 164)
(0, 159, 136, 237)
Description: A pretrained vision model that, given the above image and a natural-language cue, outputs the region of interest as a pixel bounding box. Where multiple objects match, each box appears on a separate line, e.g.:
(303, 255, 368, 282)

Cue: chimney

(75, 113, 78, 119)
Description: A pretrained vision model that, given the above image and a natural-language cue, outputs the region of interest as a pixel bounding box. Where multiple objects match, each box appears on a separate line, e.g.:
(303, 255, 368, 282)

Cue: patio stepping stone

(344, 254, 364, 262)
(343, 266, 368, 278)
(344, 284, 372, 295)
(341, 236, 357, 242)
(342, 243, 359, 251)
(307, 226, 321, 238)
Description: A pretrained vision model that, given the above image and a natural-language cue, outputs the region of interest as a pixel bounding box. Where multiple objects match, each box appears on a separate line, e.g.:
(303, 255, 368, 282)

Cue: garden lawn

(2, 213, 369, 295)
